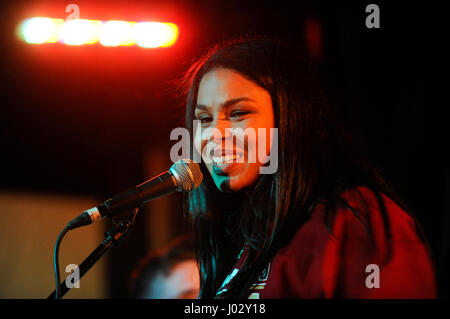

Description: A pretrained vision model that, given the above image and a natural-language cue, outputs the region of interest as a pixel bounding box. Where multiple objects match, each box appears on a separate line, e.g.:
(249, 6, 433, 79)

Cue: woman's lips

(211, 153, 240, 165)
(211, 153, 244, 175)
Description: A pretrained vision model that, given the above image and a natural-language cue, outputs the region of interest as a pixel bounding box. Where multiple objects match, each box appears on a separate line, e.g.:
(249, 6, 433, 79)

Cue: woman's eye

(196, 115, 213, 124)
(230, 110, 250, 119)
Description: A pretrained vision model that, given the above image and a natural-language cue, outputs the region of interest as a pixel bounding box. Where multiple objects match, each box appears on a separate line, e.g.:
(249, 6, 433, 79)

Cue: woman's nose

(208, 118, 231, 142)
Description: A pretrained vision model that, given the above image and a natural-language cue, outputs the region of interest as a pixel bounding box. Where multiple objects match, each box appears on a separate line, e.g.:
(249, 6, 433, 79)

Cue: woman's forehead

(196, 68, 270, 110)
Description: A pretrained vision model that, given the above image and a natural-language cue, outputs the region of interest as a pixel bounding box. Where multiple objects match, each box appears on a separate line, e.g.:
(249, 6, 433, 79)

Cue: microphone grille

(169, 159, 203, 192)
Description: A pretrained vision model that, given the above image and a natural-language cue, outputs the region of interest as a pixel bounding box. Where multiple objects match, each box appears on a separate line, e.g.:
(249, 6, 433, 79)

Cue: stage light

(99, 20, 136, 47)
(20, 17, 64, 44)
(18, 18, 179, 48)
(134, 22, 178, 48)
(60, 19, 102, 45)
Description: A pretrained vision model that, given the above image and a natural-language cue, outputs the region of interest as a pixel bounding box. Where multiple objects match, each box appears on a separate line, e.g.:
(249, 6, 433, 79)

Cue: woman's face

(194, 68, 275, 192)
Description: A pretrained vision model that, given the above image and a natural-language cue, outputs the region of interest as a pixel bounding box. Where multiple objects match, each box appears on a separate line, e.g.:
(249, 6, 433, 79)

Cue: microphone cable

(53, 226, 71, 299)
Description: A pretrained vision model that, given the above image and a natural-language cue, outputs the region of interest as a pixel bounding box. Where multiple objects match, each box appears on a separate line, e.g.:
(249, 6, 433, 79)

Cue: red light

(99, 21, 135, 47)
(18, 17, 179, 48)
(60, 19, 103, 45)
(134, 22, 178, 48)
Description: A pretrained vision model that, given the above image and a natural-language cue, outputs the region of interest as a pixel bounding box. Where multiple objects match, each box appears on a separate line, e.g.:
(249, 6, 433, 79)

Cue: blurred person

(179, 37, 437, 298)
(129, 234, 199, 299)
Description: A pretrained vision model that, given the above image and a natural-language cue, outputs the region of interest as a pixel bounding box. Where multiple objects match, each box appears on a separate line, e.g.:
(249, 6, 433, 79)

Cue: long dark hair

(180, 37, 425, 298)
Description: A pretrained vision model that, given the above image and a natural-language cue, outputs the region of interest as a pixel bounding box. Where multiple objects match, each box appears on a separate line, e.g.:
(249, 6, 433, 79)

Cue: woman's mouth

(212, 154, 242, 166)
(211, 153, 244, 175)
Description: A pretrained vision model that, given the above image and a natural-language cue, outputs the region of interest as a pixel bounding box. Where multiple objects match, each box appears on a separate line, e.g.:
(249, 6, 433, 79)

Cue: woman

(180, 37, 437, 298)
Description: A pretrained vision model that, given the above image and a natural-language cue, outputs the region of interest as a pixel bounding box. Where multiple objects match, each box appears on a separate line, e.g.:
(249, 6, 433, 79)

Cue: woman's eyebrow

(195, 97, 255, 111)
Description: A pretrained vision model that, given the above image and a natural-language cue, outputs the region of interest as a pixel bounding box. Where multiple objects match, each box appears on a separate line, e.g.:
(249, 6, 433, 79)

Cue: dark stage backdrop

(0, 0, 448, 298)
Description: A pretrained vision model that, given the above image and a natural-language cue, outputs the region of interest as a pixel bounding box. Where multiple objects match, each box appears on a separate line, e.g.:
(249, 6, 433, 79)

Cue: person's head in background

(129, 234, 199, 299)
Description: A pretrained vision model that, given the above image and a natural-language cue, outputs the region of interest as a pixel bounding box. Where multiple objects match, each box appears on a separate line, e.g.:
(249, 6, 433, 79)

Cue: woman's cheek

(193, 127, 209, 162)
(193, 130, 201, 159)
(258, 128, 273, 164)
(229, 161, 260, 190)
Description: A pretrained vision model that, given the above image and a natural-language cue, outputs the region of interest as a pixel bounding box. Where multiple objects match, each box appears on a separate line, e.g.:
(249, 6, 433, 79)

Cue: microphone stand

(47, 208, 139, 299)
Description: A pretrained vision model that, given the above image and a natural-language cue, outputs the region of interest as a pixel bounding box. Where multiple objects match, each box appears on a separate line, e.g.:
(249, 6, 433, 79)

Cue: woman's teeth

(212, 154, 240, 166)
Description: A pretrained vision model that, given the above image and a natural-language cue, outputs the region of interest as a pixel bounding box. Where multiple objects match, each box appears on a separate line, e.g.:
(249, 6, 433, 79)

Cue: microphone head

(169, 159, 203, 192)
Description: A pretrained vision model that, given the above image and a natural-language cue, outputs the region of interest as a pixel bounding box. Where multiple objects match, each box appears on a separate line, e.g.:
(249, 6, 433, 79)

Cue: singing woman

(180, 37, 437, 298)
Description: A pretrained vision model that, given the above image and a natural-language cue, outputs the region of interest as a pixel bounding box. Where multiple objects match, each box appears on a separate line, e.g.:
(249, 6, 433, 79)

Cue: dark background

(0, 0, 448, 298)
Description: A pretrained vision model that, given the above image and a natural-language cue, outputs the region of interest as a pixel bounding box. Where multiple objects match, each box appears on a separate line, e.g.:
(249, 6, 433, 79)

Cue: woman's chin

(212, 174, 242, 192)
(212, 171, 260, 193)
(205, 159, 262, 192)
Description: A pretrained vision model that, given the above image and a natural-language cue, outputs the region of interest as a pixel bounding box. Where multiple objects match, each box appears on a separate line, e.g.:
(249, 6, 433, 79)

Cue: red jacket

(216, 187, 438, 298)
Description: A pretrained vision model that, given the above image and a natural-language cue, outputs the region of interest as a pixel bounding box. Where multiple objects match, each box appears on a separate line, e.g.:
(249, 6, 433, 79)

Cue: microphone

(67, 159, 202, 230)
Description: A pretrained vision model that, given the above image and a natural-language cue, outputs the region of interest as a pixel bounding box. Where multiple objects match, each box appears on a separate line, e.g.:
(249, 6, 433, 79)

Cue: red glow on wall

(305, 18, 323, 60)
